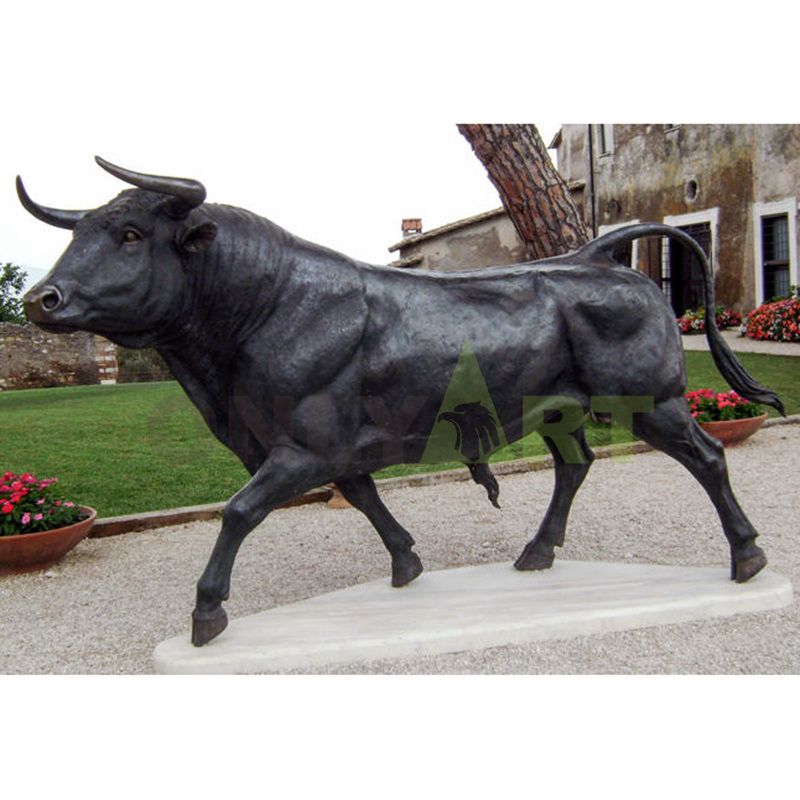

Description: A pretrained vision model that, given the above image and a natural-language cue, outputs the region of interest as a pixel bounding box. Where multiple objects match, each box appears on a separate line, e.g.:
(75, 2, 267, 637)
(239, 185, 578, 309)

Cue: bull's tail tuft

(577, 223, 785, 416)
(705, 324, 785, 414)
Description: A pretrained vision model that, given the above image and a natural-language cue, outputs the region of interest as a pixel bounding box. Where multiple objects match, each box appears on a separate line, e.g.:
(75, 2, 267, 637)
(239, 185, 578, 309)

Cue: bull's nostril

(41, 288, 62, 311)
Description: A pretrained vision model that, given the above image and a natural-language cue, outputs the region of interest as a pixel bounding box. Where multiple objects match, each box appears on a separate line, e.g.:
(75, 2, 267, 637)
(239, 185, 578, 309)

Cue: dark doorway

(667, 222, 711, 316)
(761, 214, 790, 301)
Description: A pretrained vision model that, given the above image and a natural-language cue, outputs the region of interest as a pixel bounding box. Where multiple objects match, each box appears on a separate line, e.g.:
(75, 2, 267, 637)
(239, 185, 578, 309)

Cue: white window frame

(597, 124, 614, 156)
(662, 207, 720, 277)
(598, 219, 641, 269)
(752, 197, 798, 305)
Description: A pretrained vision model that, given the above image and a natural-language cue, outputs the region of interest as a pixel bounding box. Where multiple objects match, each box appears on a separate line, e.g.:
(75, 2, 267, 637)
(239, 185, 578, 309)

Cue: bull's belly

(353, 322, 573, 468)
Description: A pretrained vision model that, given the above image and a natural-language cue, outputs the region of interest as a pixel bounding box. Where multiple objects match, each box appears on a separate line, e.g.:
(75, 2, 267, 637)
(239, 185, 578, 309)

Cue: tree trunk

(457, 124, 589, 260)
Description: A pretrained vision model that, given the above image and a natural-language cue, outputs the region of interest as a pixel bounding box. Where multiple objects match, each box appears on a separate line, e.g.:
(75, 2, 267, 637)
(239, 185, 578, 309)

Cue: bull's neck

(154, 204, 292, 402)
(154, 203, 368, 417)
(163, 205, 287, 347)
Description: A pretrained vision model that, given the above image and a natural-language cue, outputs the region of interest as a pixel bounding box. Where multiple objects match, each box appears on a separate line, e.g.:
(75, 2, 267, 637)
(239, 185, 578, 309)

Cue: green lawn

(1, 382, 250, 516)
(2, 351, 797, 517)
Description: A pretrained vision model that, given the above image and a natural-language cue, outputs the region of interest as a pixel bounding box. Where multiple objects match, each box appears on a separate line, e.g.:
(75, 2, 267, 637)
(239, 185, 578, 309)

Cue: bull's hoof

(514, 542, 555, 571)
(733, 547, 768, 583)
(392, 551, 423, 587)
(191, 605, 228, 646)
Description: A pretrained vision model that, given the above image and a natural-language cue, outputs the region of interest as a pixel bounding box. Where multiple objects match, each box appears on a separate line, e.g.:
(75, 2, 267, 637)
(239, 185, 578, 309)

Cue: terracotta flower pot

(0, 506, 96, 575)
(699, 414, 768, 447)
(326, 485, 352, 510)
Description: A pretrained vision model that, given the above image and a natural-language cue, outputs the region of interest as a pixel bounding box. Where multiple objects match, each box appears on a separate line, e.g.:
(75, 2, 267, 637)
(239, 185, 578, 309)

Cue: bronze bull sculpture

(17, 157, 783, 646)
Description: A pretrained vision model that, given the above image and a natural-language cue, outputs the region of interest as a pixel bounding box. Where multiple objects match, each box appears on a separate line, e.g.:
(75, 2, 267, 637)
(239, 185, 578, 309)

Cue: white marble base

(152, 560, 793, 674)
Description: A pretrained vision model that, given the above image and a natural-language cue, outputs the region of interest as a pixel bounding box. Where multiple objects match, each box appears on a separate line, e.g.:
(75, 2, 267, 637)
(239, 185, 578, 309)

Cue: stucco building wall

(553, 124, 800, 312)
(388, 208, 528, 272)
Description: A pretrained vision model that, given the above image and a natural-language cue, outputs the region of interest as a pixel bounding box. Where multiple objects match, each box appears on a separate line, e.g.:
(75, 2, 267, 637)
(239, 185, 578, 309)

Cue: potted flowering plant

(0, 471, 96, 573)
(685, 389, 768, 447)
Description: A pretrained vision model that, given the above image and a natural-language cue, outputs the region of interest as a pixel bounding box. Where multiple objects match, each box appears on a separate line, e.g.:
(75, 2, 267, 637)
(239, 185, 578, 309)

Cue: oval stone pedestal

(153, 560, 792, 674)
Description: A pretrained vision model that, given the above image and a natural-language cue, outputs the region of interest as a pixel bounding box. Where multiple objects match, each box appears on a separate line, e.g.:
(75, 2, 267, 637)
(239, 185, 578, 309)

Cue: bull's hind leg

(335, 475, 423, 587)
(631, 396, 767, 582)
(515, 425, 595, 571)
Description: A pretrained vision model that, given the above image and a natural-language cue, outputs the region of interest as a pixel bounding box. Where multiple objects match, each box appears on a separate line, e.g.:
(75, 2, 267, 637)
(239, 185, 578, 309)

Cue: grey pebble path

(1, 424, 798, 674)
(682, 328, 800, 357)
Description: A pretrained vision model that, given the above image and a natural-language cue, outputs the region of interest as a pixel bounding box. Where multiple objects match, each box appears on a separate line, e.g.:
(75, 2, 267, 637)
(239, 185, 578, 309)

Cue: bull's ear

(178, 222, 217, 254)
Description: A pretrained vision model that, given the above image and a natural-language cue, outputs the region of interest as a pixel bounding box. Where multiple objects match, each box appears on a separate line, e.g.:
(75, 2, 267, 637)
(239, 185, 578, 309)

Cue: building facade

(388, 208, 527, 272)
(551, 124, 800, 314)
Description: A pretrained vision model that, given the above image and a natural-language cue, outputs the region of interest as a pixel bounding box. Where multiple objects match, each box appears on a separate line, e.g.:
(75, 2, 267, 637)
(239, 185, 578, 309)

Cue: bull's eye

(123, 229, 142, 244)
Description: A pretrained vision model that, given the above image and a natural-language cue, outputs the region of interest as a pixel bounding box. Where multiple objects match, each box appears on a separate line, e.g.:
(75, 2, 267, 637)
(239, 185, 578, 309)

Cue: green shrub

(116, 347, 172, 383)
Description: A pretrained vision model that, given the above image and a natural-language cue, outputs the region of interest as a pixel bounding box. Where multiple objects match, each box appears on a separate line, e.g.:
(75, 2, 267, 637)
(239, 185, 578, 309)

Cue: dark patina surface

(18, 158, 783, 646)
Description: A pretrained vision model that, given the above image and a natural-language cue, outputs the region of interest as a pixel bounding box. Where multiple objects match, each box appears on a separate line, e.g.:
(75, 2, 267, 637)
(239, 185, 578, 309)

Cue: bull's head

(18, 157, 218, 347)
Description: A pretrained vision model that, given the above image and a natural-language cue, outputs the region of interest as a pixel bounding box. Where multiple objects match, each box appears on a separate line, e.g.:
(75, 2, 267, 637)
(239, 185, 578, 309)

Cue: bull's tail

(577, 223, 785, 415)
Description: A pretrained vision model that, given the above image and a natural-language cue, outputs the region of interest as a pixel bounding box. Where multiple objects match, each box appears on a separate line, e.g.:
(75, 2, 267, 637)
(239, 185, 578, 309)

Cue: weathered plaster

(393, 210, 527, 272)
(555, 124, 799, 311)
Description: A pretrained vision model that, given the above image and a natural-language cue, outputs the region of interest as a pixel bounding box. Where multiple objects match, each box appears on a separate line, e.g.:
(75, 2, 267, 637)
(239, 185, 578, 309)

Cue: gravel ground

(682, 328, 800, 356)
(1, 424, 797, 674)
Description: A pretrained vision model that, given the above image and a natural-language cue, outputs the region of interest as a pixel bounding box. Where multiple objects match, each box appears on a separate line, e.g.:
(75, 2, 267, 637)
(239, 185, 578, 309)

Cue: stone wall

(0, 323, 118, 390)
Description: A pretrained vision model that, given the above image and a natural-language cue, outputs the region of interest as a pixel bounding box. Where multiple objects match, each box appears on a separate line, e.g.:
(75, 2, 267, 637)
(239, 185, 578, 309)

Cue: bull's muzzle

(23, 285, 64, 323)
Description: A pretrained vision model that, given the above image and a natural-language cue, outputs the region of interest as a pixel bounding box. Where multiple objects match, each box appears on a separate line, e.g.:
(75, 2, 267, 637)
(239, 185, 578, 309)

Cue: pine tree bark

(457, 124, 589, 260)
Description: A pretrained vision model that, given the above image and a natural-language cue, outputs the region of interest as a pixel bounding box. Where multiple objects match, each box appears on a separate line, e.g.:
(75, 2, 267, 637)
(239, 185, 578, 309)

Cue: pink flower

(64, 501, 75, 508)
(21, 512, 31, 525)
(34, 513, 43, 521)
(36, 499, 45, 506)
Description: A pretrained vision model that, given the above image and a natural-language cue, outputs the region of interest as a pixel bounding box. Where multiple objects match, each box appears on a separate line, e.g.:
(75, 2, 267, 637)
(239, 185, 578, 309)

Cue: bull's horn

(16, 176, 88, 230)
(95, 156, 206, 217)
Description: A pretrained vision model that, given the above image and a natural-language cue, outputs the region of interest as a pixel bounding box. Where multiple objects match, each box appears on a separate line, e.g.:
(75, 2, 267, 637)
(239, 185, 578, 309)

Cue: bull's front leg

(191, 446, 331, 646)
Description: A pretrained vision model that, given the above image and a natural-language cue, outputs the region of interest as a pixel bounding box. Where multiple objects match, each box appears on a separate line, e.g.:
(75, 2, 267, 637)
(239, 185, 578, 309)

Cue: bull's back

(360, 265, 568, 400)
(361, 260, 684, 404)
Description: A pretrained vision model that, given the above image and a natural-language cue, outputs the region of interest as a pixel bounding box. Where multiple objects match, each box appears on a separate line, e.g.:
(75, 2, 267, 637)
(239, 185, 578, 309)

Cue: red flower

(1, 502, 13, 515)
